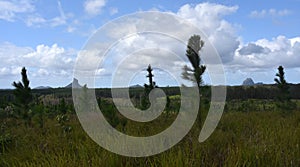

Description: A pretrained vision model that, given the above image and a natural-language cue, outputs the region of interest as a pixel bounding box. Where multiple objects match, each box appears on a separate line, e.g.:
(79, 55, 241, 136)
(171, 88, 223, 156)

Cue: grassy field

(0, 98, 300, 166)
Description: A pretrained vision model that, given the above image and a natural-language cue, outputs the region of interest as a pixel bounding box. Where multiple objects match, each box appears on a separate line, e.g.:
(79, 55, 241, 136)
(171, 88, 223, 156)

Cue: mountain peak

(65, 78, 82, 88)
(242, 78, 255, 86)
(33, 86, 52, 89)
(242, 78, 264, 86)
(130, 84, 143, 88)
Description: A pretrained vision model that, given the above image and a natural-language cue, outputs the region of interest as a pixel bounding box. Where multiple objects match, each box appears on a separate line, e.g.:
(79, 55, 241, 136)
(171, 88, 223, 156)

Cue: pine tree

(274, 66, 290, 101)
(182, 35, 206, 89)
(12, 67, 33, 125)
(142, 64, 158, 109)
(144, 64, 156, 91)
(58, 98, 67, 114)
(182, 35, 206, 127)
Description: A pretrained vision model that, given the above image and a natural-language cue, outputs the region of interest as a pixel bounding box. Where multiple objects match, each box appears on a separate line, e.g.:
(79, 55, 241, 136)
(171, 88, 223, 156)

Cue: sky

(0, 0, 300, 88)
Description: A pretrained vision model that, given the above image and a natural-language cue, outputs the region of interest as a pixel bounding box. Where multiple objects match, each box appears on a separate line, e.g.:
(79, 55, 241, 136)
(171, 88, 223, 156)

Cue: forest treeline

(1, 84, 300, 107)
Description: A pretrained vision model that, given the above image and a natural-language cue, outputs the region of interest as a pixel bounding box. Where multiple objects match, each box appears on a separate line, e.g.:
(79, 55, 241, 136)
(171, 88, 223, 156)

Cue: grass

(0, 104, 300, 166)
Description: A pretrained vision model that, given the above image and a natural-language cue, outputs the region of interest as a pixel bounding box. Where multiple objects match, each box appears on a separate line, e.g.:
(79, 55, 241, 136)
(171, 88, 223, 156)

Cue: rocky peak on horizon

(65, 78, 82, 88)
(242, 78, 255, 86)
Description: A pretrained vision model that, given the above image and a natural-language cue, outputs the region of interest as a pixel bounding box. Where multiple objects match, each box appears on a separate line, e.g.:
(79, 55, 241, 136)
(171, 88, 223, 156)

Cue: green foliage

(182, 35, 207, 128)
(182, 35, 206, 88)
(275, 100, 297, 113)
(165, 95, 180, 112)
(274, 66, 296, 111)
(58, 98, 67, 114)
(144, 64, 156, 91)
(0, 133, 13, 154)
(31, 104, 45, 129)
(1, 109, 300, 166)
(166, 96, 170, 111)
(140, 95, 150, 110)
(0, 121, 13, 153)
(274, 66, 290, 101)
(12, 67, 33, 126)
(0, 95, 9, 109)
(1, 81, 300, 166)
(142, 64, 158, 110)
(12, 67, 32, 108)
(56, 114, 72, 134)
(77, 84, 96, 114)
(100, 99, 121, 128)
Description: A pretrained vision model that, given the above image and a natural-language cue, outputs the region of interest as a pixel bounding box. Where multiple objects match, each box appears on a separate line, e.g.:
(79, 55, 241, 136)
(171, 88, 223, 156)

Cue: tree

(142, 64, 158, 109)
(182, 35, 206, 128)
(12, 67, 33, 125)
(78, 84, 90, 112)
(274, 66, 296, 111)
(182, 35, 206, 89)
(144, 64, 157, 91)
(274, 66, 290, 101)
(58, 98, 67, 114)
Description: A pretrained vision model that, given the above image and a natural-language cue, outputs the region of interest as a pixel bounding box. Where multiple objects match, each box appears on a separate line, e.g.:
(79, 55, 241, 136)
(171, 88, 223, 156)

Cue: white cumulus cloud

(249, 9, 291, 18)
(0, 0, 34, 21)
(176, 3, 240, 63)
(84, 0, 106, 16)
(232, 36, 300, 70)
(0, 42, 76, 79)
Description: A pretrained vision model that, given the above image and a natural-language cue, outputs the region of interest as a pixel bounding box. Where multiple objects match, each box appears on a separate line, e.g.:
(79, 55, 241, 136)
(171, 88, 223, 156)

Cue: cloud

(102, 2, 240, 67)
(232, 36, 300, 71)
(89, 2, 299, 86)
(0, 0, 34, 21)
(25, 14, 46, 27)
(0, 67, 23, 77)
(109, 7, 118, 15)
(23, 44, 75, 70)
(2, 2, 299, 87)
(176, 3, 240, 63)
(176, 3, 238, 34)
(72, 2, 241, 87)
(36, 68, 50, 77)
(84, 0, 106, 16)
(0, 42, 33, 65)
(25, 1, 71, 27)
(238, 43, 270, 55)
(67, 26, 76, 33)
(0, 42, 76, 79)
(0, 43, 31, 79)
(77, 2, 241, 86)
(171, 4, 299, 75)
(49, 0, 69, 26)
(249, 9, 291, 18)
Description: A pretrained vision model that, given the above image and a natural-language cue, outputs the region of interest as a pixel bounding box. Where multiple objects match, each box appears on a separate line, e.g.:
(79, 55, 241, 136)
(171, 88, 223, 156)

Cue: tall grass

(1, 107, 299, 166)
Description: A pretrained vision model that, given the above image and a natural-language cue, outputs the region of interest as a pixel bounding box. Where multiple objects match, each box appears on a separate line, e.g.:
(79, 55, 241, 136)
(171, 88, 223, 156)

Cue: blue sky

(0, 0, 300, 88)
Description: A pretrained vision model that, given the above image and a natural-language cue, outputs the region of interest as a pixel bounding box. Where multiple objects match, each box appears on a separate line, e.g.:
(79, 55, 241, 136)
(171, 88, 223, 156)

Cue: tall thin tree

(144, 64, 156, 90)
(12, 67, 33, 125)
(12, 67, 32, 108)
(142, 64, 157, 109)
(182, 35, 207, 128)
(182, 35, 206, 89)
(144, 64, 157, 94)
(274, 65, 290, 101)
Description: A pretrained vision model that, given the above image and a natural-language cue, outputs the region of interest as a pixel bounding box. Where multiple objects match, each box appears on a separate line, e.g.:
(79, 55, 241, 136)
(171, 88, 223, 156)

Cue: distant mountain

(34, 86, 52, 89)
(65, 78, 82, 88)
(130, 84, 143, 88)
(242, 78, 255, 86)
(242, 78, 264, 86)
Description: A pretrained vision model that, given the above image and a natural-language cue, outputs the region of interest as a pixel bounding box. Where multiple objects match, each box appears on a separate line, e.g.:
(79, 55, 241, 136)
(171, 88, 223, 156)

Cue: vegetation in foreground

(0, 102, 299, 166)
